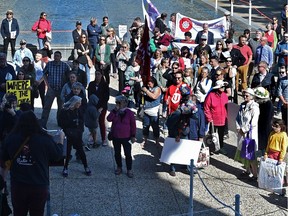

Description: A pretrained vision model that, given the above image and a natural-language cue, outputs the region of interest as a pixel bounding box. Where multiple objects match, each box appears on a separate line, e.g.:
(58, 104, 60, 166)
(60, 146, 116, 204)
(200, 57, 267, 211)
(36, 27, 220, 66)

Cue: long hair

(11, 111, 45, 137)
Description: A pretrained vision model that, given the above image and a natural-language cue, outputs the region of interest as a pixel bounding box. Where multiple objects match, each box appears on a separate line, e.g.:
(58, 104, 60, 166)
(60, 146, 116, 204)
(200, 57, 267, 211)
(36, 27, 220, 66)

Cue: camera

(4, 102, 11, 109)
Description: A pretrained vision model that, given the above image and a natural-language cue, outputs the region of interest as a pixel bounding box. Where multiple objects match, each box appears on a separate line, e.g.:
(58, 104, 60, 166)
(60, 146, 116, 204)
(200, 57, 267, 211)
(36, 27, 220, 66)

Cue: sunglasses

(272, 124, 280, 128)
(175, 77, 182, 80)
(18, 73, 24, 75)
(116, 101, 121, 104)
(6, 13, 12, 15)
(81, 36, 86, 38)
(122, 46, 127, 48)
(23, 59, 29, 62)
(173, 67, 179, 69)
(215, 74, 221, 76)
(226, 60, 232, 62)
(279, 72, 286, 74)
(100, 38, 105, 41)
(20, 43, 26, 45)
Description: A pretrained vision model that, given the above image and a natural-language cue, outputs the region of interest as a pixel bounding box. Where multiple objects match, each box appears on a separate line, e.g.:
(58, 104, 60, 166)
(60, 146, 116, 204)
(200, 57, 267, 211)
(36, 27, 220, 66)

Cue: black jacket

(87, 79, 109, 110)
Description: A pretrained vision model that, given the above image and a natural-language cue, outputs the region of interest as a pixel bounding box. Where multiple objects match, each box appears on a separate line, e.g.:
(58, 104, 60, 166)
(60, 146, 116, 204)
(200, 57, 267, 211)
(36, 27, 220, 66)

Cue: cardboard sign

(160, 137, 202, 166)
(6, 80, 31, 107)
(118, 25, 127, 39)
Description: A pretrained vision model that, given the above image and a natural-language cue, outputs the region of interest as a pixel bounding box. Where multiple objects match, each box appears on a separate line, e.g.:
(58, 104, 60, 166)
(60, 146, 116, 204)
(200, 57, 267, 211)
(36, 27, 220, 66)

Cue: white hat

(242, 88, 254, 96)
(254, 87, 269, 99)
(224, 11, 231, 16)
(212, 80, 228, 89)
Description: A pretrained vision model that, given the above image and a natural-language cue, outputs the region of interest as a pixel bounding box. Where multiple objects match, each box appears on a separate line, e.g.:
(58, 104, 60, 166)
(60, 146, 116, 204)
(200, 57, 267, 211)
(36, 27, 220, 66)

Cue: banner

(6, 80, 31, 107)
(175, 13, 226, 41)
(136, 17, 150, 86)
(172, 42, 215, 54)
(142, 0, 160, 31)
(160, 137, 202, 166)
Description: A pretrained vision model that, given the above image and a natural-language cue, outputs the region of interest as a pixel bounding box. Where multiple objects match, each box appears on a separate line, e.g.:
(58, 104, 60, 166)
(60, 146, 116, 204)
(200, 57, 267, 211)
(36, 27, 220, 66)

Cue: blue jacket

(1, 18, 19, 39)
(195, 31, 214, 45)
(188, 102, 206, 140)
(87, 24, 102, 46)
(275, 41, 288, 66)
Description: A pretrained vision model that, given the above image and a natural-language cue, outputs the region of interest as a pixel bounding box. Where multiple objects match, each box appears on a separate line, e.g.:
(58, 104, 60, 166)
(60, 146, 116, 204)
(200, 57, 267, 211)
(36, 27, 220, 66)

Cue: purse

(204, 122, 220, 152)
(46, 31, 52, 42)
(86, 55, 94, 68)
(5, 137, 30, 170)
(195, 142, 210, 168)
(240, 129, 256, 160)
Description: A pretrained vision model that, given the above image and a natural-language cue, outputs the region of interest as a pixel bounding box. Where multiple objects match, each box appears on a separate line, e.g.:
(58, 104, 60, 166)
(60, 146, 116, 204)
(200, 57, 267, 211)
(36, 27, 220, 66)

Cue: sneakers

(114, 168, 122, 175)
(102, 140, 108, 146)
(169, 171, 176, 177)
(127, 170, 134, 178)
(84, 145, 91, 151)
(62, 168, 68, 177)
(84, 167, 92, 176)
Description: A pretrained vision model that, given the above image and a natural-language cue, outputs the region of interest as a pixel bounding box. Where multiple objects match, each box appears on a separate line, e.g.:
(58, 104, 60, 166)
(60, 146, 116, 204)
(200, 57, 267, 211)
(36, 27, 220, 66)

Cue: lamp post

(249, 0, 252, 25)
(230, 0, 234, 16)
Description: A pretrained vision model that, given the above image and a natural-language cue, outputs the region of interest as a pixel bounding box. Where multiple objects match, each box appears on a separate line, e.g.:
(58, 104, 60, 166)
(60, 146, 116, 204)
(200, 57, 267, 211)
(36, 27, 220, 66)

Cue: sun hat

(212, 80, 228, 89)
(253, 87, 269, 99)
(242, 88, 254, 96)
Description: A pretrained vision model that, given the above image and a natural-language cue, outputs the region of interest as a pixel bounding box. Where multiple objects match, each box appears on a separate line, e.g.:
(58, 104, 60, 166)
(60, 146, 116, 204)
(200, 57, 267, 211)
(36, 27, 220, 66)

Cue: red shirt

(233, 44, 252, 65)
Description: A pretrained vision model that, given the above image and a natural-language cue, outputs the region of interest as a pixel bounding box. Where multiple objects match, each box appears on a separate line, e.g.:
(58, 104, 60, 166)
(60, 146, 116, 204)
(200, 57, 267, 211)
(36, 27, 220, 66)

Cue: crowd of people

(0, 5, 287, 215)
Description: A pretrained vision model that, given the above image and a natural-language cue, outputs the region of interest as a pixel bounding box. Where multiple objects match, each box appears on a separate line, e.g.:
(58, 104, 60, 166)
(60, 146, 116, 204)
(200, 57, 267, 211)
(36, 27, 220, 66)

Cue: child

(264, 119, 288, 163)
(85, 94, 100, 148)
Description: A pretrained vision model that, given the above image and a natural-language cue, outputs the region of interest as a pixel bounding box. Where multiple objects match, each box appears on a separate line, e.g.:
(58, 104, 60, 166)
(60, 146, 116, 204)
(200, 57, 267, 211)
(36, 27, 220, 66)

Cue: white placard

(10, 31, 16, 39)
(160, 137, 202, 166)
(118, 25, 127, 39)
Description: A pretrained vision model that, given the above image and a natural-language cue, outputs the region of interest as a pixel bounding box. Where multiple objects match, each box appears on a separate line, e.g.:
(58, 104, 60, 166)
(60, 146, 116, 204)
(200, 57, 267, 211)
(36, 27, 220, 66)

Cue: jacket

(204, 90, 228, 126)
(87, 79, 109, 110)
(251, 72, 275, 95)
(195, 31, 214, 45)
(107, 108, 136, 139)
(1, 18, 19, 39)
(31, 18, 51, 39)
(95, 44, 111, 64)
(87, 24, 102, 46)
(84, 94, 100, 129)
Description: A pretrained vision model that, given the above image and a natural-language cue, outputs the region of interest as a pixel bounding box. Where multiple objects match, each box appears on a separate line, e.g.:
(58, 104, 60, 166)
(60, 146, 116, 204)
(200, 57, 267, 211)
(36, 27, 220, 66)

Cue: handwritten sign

(6, 80, 31, 106)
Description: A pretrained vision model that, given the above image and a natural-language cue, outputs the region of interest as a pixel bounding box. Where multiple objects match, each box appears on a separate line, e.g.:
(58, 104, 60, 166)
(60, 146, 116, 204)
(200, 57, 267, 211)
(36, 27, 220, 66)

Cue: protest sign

(160, 137, 202, 166)
(6, 80, 31, 106)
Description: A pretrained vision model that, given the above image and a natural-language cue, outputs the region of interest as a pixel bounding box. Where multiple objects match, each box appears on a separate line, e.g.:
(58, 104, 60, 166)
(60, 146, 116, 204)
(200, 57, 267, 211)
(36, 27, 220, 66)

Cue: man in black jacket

(0, 10, 19, 58)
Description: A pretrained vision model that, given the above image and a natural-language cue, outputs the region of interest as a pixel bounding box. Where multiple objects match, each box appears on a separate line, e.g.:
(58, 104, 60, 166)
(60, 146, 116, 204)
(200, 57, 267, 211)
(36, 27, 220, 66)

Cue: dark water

(0, 0, 248, 46)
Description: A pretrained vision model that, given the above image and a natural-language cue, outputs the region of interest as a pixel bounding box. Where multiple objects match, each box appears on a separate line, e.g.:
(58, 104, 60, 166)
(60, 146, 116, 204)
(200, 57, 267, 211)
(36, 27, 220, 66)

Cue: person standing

(155, 13, 167, 34)
(277, 68, 288, 126)
(87, 71, 110, 146)
(33, 51, 46, 108)
(234, 88, 260, 181)
(87, 17, 102, 59)
(204, 80, 229, 155)
(275, 33, 288, 68)
(40, 51, 70, 128)
(107, 95, 136, 178)
(195, 23, 214, 45)
(31, 12, 52, 49)
(72, 21, 87, 46)
(0, 52, 16, 101)
(13, 39, 34, 72)
(233, 35, 253, 91)
(0, 111, 64, 216)
(255, 37, 273, 69)
(100, 16, 113, 36)
(1, 10, 19, 58)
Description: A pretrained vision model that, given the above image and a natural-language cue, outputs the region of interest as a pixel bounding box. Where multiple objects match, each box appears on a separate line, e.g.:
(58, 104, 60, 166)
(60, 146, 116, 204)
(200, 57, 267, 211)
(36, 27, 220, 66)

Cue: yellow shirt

(265, 131, 288, 161)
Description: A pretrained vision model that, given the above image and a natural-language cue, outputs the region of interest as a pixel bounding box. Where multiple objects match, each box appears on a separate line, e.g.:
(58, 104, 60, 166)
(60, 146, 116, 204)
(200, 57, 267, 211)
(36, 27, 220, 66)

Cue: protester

(195, 23, 214, 45)
(275, 33, 288, 68)
(0, 53, 16, 101)
(101, 16, 113, 36)
(194, 67, 212, 103)
(155, 13, 167, 34)
(277, 68, 288, 126)
(107, 95, 136, 178)
(40, 51, 70, 128)
(193, 35, 212, 61)
(40, 41, 53, 63)
(70, 60, 87, 88)
(264, 22, 278, 51)
(1, 111, 64, 215)
(254, 37, 273, 68)
(234, 88, 259, 181)
(33, 51, 46, 108)
(31, 12, 52, 49)
(87, 17, 102, 59)
(13, 39, 34, 72)
(129, 17, 143, 52)
(59, 96, 91, 177)
(1, 10, 19, 58)
(87, 71, 110, 146)
(141, 77, 161, 148)
(72, 21, 87, 46)
(204, 80, 228, 154)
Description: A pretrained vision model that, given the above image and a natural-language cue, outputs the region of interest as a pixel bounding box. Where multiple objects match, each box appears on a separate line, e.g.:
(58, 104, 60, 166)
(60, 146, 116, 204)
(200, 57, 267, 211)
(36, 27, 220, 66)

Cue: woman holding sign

(19, 57, 36, 110)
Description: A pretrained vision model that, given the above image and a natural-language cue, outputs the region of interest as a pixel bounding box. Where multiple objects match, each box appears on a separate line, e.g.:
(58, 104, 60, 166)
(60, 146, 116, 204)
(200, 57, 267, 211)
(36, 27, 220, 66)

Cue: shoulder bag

(240, 127, 256, 160)
(5, 136, 30, 170)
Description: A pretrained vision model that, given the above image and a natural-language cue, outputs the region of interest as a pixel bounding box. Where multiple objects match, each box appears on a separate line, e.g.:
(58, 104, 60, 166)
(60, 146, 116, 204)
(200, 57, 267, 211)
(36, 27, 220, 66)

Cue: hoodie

(84, 95, 100, 129)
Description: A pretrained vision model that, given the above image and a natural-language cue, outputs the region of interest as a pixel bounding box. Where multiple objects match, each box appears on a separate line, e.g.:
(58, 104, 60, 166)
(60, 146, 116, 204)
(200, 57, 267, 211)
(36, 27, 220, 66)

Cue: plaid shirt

(44, 61, 70, 91)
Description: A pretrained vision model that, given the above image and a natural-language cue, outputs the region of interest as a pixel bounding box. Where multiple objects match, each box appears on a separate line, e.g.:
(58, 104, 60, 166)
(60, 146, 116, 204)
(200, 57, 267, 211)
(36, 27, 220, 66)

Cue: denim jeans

(143, 113, 160, 138)
(38, 38, 45, 49)
(79, 63, 90, 84)
(112, 137, 132, 170)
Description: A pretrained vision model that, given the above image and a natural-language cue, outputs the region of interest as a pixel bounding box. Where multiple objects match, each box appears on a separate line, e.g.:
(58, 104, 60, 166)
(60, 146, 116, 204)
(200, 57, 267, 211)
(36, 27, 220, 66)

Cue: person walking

(107, 95, 136, 178)
(1, 10, 19, 58)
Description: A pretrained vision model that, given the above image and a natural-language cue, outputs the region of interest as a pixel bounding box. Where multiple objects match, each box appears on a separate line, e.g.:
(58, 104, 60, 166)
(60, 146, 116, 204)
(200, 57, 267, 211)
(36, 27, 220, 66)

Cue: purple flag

(142, 0, 160, 31)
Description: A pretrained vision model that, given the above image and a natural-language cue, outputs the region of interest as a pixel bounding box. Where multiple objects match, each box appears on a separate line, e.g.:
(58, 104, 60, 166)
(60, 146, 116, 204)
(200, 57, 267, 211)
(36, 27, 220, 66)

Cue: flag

(136, 17, 150, 86)
(142, 0, 160, 31)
